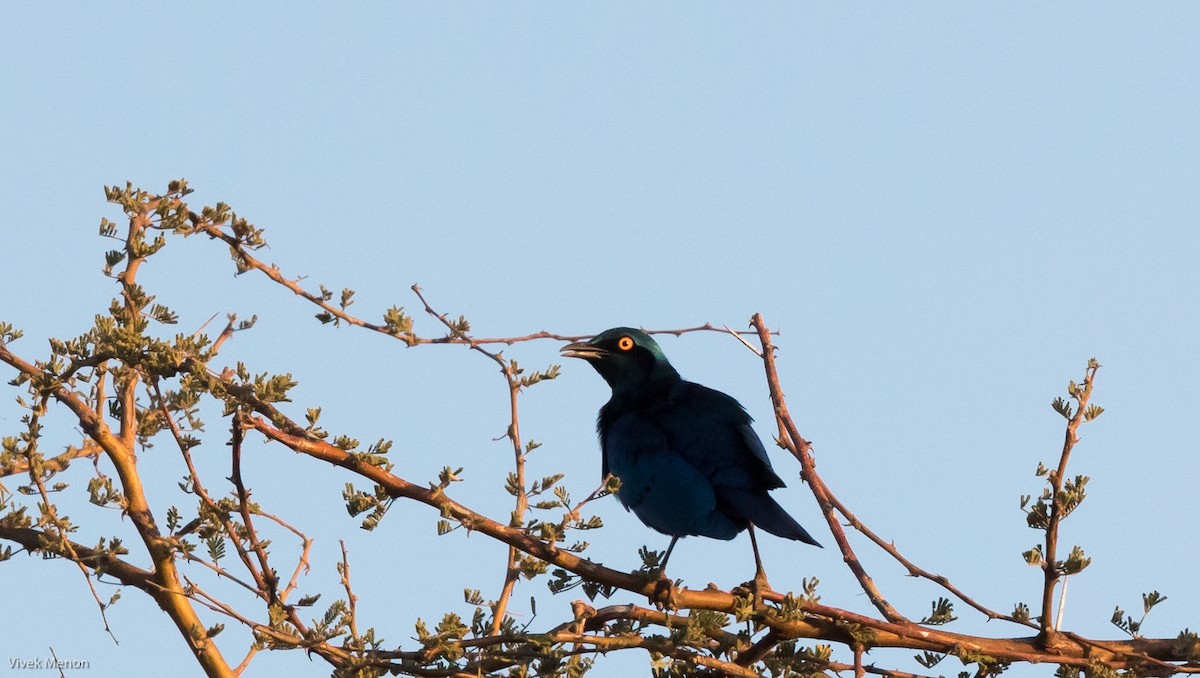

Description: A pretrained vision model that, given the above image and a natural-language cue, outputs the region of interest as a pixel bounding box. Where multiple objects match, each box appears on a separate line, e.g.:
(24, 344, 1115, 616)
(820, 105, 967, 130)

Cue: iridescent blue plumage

(561, 327, 819, 573)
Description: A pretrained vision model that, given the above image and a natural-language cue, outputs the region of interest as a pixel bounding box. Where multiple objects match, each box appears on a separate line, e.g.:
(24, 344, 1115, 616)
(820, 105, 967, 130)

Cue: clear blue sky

(2, 4, 1198, 677)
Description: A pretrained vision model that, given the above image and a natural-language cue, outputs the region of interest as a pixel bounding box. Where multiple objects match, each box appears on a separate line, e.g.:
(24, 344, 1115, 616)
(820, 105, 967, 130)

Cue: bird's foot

(649, 573, 680, 611)
(751, 568, 774, 597)
(733, 570, 775, 609)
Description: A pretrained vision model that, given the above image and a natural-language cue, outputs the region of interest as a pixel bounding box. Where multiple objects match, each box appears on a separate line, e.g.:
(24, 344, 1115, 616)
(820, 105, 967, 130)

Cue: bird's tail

(731, 491, 822, 547)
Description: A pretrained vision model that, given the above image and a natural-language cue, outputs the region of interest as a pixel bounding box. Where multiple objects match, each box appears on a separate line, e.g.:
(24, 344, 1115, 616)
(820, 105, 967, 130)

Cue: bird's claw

(733, 570, 775, 609)
(650, 574, 680, 611)
(752, 568, 774, 596)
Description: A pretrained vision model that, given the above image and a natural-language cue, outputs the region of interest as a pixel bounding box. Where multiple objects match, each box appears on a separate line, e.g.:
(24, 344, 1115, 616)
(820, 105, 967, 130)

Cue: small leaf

(1023, 545, 1045, 566)
(1143, 590, 1167, 613)
(1061, 545, 1092, 575)
(1051, 397, 1072, 419)
(915, 651, 945, 668)
(920, 597, 957, 626)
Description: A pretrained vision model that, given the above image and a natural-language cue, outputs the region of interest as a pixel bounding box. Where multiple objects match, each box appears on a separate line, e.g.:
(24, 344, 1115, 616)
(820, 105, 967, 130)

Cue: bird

(560, 327, 820, 584)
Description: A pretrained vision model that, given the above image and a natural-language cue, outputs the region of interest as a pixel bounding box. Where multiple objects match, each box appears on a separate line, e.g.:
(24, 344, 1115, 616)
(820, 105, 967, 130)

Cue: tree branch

(749, 313, 907, 624)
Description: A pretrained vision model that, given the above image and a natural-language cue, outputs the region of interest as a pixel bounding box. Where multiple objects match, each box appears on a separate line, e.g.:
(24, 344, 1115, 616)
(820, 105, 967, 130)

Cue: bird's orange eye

(617, 336, 635, 351)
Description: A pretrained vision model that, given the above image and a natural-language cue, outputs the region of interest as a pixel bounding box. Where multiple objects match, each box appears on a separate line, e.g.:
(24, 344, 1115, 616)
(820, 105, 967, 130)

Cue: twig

(749, 313, 906, 624)
(183, 579, 349, 664)
(47, 647, 67, 678)
(187, 206, 768, 347)
(1040, 360, 1100, 642)
(339, 541, 361, 644)
(0, 440, 102, 479)
(825, 486, 1035, 628)
(210, 314, 239, 355)
(232, 646, 259, 676)
(194, 312, 220, 337)
(230, 413, 281, 604)
(253, 508, 313, 604)
(556, 477, 613, 535)
(21, 396, 120, 644)
(723, 323, 763, 357)
(411, 285, 529, 635)
(155, 381, 268, 596)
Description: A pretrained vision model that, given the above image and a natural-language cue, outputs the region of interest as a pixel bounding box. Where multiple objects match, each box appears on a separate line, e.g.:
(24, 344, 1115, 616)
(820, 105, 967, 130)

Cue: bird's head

(560, 327, 679, 392)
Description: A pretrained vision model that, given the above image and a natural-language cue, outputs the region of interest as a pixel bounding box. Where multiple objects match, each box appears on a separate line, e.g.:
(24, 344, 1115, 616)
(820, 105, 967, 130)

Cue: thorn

(724, 324, 763, 357)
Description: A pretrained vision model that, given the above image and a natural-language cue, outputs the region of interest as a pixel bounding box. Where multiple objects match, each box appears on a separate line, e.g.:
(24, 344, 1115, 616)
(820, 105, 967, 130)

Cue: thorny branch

(1041, 359, 1101, 642)
(749, 313, 906, 625)
(747, 316, 1192, 673)
(747, 313, 1032, 628)
(20, 395, 120, 642)
(410, 284, 533, 636)
(0, 440, 102, 479)
(181, 200, 764, 348)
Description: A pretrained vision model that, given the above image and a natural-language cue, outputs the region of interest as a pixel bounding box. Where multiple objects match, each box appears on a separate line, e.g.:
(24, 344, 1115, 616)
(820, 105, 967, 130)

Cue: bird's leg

(747, 524, 773, 596)
(731, 526, 772, 611)
(650, 537, 680, 610)
(660, 536, 679, 574)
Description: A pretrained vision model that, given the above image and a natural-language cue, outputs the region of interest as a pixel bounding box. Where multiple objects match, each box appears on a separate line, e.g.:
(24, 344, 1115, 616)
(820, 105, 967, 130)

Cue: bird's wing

(665, 381, 787, 491)
(736, 421, 787, 490)
(600, 407, 740, 539)
(666, 382, 819, 545)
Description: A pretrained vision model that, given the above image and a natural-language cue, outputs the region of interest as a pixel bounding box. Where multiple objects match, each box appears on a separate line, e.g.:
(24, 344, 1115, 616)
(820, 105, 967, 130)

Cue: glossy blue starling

(561, 327, 820, 579)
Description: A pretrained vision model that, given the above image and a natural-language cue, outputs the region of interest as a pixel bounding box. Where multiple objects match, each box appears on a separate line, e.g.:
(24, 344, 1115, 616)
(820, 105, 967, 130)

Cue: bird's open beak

(560, 341, 607, 361)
